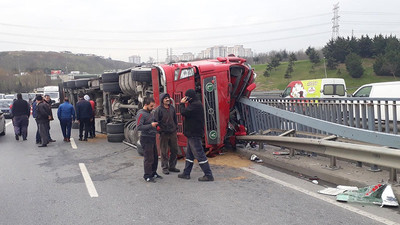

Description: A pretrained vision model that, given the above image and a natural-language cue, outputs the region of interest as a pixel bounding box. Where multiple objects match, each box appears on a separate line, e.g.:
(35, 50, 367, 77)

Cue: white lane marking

(70, 138, 78, 149)
(79, 163, 99, 198)
(6, 121, 12, 127)
(241, 167, 398, 225)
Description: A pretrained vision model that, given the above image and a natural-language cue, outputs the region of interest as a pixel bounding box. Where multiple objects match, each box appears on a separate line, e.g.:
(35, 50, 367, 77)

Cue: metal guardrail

(240, 98, 400, 149)
(238, 97, 400, 182)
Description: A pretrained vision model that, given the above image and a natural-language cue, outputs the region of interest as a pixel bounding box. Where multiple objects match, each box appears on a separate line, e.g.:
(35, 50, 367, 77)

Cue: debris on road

(318, 185, 358, 196)
(335, 184, 399, 207)
(250, 154, 263, 163)
(312, 180, 319, 185)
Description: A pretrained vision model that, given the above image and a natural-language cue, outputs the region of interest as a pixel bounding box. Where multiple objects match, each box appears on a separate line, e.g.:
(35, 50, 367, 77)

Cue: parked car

(0, 99, 13, 119)
(0, 110, 5, 136)
(4, 94, 15, 100)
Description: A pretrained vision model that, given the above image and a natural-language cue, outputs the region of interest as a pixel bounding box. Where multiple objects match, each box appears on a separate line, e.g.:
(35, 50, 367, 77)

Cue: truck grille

(203, 76, 220, 145)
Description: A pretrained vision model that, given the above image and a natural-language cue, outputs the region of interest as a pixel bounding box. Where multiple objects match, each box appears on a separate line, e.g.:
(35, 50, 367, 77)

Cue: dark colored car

(0, 99, 14, 119)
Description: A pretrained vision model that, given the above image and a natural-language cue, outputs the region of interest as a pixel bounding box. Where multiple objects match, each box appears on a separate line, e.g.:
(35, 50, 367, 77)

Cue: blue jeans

(183, 137, 213, 177)
(60, 118, 72, 139)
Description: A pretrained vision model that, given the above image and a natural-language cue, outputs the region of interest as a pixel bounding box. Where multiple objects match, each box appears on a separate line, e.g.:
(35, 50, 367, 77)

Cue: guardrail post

(389, 168, 398, 183)
(330, 156, 337, 169)
(279, 129, 296, 157)
(258, 129, 264, 150)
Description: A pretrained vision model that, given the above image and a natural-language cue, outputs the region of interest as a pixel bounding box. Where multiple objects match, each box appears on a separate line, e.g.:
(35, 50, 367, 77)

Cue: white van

(282, 78, 347, 98)
(352, 81, 400, 98)
(352, 81, 400, 122)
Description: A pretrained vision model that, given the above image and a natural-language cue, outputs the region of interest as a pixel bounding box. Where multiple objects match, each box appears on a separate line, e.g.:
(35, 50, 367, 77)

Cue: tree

(383, 50, 400, 78)
(289, 53, 297, 62)
(345, 53, 364, 78)
(305, 46, 320, 64)
(270, 56, 281, 69)
(359, 35, 373, 58)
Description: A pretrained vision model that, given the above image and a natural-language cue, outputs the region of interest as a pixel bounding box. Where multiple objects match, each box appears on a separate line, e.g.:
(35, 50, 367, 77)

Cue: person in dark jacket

(35, 95, 52, 147)
(178, 89, 214, 182)
(44, 95, 56, 142)
(11, 93, 30, 140)
(136, 97, 161, 183)
(32, 95, 42, 144)
(154, 93, 180, 175)
(57, 97, 76, 142)
(76, 93, 93, 141)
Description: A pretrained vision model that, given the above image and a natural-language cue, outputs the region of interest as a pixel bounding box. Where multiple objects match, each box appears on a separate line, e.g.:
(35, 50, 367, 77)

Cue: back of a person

(12, 99, 29, 117)
(183, 100, 204, 137)
(59, 102, 73, 119)
(77, 100, 91, 119)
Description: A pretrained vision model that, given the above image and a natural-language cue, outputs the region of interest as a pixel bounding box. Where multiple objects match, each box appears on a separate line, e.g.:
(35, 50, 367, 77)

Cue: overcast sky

(0, 0, 399, 62)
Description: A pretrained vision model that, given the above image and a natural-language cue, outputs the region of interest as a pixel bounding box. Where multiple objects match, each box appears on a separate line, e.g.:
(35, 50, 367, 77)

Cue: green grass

(253, 58, 397, 94)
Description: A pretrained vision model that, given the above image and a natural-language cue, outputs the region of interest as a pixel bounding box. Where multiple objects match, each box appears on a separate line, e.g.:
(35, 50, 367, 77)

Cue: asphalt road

(0, 113, 399, 225)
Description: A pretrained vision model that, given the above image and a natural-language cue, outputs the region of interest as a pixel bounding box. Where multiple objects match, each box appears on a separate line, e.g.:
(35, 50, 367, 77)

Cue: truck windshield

(46, 93, 59, 98)
(282, 87, 291, 98)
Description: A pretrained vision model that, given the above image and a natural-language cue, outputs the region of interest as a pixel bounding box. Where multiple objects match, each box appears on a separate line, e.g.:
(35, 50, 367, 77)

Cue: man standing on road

(32, 95, 42, 144)
(84, 95, 96, 138)
(11, 93, 30, 141)
(154, 93, 180, 175)
(57, 97, 75, 142)
(178, 89, 214, 182)
(35, 95, 52, 147)
(44, 95, 56, 143)
(136, 97, 162, 183)
(76, 93, 93, 141)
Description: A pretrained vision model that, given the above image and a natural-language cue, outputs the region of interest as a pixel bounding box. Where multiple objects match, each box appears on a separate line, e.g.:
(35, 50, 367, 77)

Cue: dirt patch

(208, 152, 251, 168)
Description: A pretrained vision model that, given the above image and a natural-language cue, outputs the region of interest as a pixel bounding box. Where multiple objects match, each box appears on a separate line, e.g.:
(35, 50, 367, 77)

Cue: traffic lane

(0, 114, 392, 225)
(0, 115, 97, 225)
(63, 138, 386, 225)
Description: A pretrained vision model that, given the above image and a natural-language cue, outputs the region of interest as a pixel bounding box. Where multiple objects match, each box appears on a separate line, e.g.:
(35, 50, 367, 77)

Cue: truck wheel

(102, 82, 121, 93)
(102, 72, 119, 83)
(75, 79, 90, 88)
(66, 80, 76, 89)
(131, 70, 152, 83)
(106, 122, 125, 134)
(107, 133, 125, 142)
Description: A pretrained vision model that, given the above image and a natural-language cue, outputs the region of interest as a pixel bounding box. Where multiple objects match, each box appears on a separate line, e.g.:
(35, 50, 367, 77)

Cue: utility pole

(323, 57, 328, 78)
(332, 2, 340, 40)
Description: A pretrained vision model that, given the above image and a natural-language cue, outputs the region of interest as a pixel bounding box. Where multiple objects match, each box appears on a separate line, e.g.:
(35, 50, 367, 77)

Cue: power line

(0, 23, 331, 43)
(0, 31, 331, 51)
(0, 12, 331, 34)
(341, 11, 400, 16)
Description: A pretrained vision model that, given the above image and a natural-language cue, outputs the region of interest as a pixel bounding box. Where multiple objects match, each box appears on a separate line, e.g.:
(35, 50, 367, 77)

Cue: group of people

(11, 92, 96, 147)
(136, 89, 214, 183)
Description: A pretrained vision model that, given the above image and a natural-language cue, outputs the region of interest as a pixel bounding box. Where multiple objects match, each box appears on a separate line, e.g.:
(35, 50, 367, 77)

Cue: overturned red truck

(63, 56, 256, 155)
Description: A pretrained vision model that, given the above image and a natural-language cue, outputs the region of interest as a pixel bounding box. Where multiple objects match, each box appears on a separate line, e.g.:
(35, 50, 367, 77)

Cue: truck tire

(131, 70, 152, 83)
(102, 82, 121, 93)
(66, 80, 76, 89)
(107, 133, 125, 142)
(75, 79, 90, 88)
(102, 72, 119, 83)
(106, 122, 125, 134)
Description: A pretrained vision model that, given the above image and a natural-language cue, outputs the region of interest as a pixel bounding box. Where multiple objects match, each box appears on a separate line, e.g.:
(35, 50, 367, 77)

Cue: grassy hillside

(0, 51, 133, 74)
(253, 58, 397, 94)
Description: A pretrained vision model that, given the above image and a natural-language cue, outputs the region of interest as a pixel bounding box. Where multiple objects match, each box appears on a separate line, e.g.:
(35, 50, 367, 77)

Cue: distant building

(129, 55, 141, 64)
